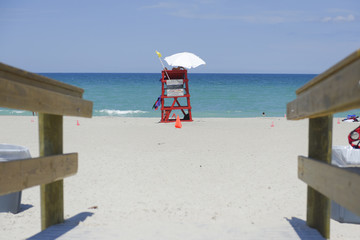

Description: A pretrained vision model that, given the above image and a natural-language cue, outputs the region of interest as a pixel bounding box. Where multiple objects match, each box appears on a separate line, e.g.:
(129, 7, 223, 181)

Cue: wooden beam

(0, 153, 78, 196)
(296, 49, 360, 95)
(39, 114, 64, 230)
(299, 156, 360, 217)
(287, 57, 360, 120)
(0, 62, 84, 98)
(0, 77, 93, 118)
(306, 116, 332, 239)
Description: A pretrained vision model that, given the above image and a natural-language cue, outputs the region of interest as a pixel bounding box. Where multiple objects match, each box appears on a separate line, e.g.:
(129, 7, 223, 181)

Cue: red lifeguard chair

(160, 69, 193, 122)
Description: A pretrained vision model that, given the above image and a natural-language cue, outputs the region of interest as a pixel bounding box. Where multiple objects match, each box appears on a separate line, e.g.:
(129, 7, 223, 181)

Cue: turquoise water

(0, 73, 357, 118)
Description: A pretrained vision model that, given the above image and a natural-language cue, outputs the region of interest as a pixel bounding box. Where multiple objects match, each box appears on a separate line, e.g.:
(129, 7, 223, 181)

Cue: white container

(332, 146, 360, 167)
(167, 89, 184, 96)
(332, 199, 360, 224)
(331, 146, 360, 223)
(166, 79, 183, 85)
(0, 144, 31, 214)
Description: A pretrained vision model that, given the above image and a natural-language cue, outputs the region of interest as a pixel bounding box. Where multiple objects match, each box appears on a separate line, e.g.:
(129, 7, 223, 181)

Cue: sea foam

(97, 109, 147, 116)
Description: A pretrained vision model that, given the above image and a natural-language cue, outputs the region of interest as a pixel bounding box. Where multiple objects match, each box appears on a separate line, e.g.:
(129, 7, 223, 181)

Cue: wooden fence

(0, 62, 93, 230)
(287, 49, 360, 239)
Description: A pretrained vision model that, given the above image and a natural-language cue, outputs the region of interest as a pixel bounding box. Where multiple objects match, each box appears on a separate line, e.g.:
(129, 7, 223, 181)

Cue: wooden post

(306, 115, 332, 239)
(39, 113, 64, 230)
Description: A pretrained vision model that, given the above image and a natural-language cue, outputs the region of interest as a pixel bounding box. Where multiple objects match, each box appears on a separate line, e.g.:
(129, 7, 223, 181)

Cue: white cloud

(321, 14, 355, 23)
(141, 1, 288, 24)
(167, 9, 287, 24)
(140, 2, 179, 9)
(326, 8, 353, 14)
(142, 2, 356, 25)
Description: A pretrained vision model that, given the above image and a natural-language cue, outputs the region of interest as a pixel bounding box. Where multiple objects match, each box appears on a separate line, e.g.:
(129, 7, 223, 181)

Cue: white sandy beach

(1, 116, 360, 239)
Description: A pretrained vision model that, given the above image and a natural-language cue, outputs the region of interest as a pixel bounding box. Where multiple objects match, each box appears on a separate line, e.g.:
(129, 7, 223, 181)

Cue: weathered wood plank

(0, 77, 93, 117)
(0, 62, 83, 98)
(296, 49, 360, 95)
(298, 156, 360, 217)
(39, 114, 64, 230)
(306, 116, 332, 239)
(287, 56, 360, 120)
(0, 153, 77, 196)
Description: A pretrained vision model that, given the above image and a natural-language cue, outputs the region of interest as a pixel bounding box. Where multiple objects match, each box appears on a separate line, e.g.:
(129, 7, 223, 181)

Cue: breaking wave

(96, 109, 148, 116)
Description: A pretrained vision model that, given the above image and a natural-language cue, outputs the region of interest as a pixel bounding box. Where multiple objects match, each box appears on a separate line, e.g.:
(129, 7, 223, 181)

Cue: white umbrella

(164, 52, 206, 69)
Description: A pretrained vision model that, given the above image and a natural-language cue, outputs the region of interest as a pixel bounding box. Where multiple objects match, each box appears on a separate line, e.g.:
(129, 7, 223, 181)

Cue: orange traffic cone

(77, 120, 80, 126)
(337, 118, 340, 124)
(175, 115, 182, 128)
(271, 121, 274, 127)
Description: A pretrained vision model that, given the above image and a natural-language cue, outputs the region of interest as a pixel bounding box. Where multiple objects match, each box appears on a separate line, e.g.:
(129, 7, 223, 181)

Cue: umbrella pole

(158, 58, 171, 80)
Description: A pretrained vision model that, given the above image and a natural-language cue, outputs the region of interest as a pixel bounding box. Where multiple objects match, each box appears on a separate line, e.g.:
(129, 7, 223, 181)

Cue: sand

(1, 116, 360, 239)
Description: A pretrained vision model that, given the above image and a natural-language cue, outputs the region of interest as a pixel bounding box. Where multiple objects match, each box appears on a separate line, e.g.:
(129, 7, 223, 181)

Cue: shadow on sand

(18, 204, 34, 213)
(27, 212, 94, 240)
(286, 217, 325, 240)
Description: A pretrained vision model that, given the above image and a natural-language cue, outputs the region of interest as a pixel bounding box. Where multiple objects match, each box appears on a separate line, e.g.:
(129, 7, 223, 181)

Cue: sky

(0, 0, 359, 73)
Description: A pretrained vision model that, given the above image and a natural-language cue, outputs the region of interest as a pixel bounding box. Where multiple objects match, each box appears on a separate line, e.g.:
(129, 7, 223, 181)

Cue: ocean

(0, 73, 357, 118)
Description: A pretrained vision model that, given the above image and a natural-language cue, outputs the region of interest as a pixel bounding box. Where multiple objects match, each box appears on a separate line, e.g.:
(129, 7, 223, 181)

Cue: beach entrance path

(26, 217, 325, 239)
(2, 117, 360, 239)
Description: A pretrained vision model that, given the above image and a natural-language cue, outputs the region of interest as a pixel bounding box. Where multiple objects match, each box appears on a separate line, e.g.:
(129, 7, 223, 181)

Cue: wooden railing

(0, 62, 93, 230)
(287, 49, 360, 239)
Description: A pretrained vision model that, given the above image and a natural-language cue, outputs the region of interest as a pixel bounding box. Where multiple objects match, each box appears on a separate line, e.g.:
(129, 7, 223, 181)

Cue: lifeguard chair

(160, 69, 192, 122)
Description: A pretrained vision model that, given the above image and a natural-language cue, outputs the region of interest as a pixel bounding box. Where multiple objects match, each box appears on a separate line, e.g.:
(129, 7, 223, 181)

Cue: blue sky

(0, 0, 359, 73)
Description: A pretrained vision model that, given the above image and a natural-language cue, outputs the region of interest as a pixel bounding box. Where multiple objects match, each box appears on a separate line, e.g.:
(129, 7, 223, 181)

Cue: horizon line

(38, 72, 318, 75)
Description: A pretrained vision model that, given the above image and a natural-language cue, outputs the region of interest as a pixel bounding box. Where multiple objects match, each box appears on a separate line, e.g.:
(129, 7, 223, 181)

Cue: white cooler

(331, 146, 360, 223)
(0, 144, 31, 214)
